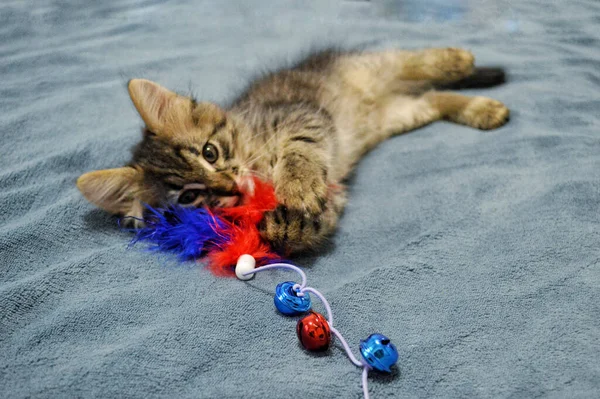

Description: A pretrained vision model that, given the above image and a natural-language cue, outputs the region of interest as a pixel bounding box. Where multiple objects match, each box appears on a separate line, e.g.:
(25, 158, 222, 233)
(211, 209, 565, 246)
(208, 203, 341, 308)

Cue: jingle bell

(296, 311, 331, 351)
(273, 281, 312, 315)
(359, 333, 398, 372)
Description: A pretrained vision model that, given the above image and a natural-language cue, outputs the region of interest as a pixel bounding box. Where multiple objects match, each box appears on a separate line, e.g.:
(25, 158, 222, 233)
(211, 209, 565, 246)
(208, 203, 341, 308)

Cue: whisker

(239, 166, 269, 181)
(248, 169, 269, 180)
(244, 130, 279, 166)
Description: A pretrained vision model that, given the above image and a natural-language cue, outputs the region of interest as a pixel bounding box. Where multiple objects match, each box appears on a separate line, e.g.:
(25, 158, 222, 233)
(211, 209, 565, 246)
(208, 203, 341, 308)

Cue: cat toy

(131, 177, 399, 398)
(234, 254, 398, 399)
(132, 177, 280, 275)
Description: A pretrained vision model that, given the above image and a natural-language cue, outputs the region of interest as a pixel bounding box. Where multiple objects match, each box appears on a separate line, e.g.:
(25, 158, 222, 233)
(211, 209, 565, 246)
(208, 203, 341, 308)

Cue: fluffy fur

(77, 47, 509, 254)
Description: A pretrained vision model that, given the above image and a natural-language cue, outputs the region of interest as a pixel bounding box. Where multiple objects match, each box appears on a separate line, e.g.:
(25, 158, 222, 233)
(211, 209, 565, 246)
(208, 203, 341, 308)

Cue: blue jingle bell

(359, 333, 398, 373)
(273, 281, 312, 315)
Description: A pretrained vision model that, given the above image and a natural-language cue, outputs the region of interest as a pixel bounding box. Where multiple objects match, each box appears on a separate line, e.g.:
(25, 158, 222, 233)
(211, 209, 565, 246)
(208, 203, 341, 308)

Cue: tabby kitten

(77, 48, 509, 254)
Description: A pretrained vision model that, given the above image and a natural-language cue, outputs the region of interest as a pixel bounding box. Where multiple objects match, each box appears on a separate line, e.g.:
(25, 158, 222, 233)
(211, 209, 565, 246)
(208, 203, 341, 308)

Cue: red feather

(207, 177, 279, 275)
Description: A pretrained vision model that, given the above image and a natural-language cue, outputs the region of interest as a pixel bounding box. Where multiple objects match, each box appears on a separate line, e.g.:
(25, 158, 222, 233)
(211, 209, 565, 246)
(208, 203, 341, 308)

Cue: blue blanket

(2, 0, 599, 397)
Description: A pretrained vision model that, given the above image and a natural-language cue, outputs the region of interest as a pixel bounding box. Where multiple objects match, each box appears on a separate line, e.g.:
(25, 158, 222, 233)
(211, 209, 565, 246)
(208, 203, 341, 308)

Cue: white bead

(235, 254, 256, 280)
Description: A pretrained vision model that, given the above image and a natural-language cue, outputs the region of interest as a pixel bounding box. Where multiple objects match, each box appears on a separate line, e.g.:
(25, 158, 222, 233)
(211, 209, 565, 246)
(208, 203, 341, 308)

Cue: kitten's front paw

(259, 205, 325, 254)
(275, 175, 328, 216)
(120, 215, 146, 229)
(463, 97, 510, 130)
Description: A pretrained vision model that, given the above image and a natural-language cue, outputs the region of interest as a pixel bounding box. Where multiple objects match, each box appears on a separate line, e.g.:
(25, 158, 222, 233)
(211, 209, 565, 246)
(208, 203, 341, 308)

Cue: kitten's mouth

(235, 175, 256, 197)
(180, 183, 241, 208)
(207, 187, 242, 208)
(214, 195, 240, 208)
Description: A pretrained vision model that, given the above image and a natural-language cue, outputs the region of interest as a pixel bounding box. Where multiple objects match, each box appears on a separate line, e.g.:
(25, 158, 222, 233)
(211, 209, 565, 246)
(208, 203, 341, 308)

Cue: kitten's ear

(77, 167, 144, 215)
(127, 79, 193, 135)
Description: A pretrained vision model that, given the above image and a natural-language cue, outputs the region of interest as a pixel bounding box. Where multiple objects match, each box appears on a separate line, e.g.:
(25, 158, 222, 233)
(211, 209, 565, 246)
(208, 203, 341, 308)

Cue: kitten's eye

(202, 143, 219, 164)
(178, 189, 202, 205)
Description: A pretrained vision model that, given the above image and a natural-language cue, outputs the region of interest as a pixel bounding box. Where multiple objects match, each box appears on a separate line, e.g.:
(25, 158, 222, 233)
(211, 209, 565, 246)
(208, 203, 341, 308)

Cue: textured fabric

(1, 1, 599, 398)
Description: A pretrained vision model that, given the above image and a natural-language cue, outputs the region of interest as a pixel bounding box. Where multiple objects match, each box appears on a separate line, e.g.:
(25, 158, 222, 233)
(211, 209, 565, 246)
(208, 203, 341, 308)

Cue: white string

(240, 261, 372, 399)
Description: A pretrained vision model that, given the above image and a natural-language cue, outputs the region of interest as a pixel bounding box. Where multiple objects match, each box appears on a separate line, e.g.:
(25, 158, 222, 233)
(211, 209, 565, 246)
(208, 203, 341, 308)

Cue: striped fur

(77, 47, 509, 254)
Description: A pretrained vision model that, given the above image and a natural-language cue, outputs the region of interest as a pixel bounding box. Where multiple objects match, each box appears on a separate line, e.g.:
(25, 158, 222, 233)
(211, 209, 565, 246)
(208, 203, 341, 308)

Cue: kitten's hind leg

(400, 48, 475, 82)
(424, 92, 510, 130)
(332, 48, 475, 99)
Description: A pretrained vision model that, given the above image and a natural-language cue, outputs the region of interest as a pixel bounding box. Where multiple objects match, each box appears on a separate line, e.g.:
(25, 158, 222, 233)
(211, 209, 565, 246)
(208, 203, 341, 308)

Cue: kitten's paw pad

(435, 48, 475, 80)
(463, 97, 510, 130)
(259, 205, 323, 254)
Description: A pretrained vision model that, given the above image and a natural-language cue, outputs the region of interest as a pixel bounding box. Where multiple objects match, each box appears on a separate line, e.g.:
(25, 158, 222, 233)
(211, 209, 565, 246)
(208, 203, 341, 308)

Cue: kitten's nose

(231, 166, 239, 174)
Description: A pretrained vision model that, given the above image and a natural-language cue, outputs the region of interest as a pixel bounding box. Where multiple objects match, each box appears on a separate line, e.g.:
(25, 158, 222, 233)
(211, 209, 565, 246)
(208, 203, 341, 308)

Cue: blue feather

(130, 206, 228, 260)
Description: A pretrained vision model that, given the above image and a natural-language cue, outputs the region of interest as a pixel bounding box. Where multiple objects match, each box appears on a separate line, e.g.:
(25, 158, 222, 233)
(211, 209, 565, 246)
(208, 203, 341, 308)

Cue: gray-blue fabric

(1, 1, 599, 398)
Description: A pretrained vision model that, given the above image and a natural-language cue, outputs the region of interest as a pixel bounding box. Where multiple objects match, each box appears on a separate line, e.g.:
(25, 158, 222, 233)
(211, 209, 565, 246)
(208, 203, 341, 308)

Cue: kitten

(77, 48, 509, 254)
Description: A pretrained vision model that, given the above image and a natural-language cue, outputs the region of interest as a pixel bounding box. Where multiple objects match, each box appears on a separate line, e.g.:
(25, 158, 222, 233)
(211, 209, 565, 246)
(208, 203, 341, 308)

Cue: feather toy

(131, 177, 279, 275)
(130, 178, 400, 399)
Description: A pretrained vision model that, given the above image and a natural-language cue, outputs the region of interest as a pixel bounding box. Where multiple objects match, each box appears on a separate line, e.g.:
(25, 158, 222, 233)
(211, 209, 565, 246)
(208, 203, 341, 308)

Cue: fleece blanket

(1, 0, 599, 397)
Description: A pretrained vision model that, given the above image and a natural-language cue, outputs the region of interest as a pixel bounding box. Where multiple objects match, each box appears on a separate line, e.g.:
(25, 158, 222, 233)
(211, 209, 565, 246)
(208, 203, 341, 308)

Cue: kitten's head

(77, 79, 249, 223)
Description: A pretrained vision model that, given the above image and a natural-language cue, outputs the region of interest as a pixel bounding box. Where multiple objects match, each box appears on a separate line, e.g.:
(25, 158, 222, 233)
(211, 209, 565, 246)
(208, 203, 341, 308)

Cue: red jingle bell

(296, 311, 331, 351)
